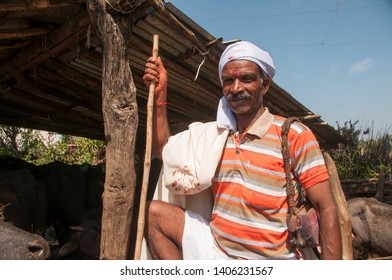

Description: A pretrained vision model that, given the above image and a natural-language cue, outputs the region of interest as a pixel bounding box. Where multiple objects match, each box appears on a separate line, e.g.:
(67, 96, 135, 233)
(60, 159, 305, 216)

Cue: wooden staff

(134, 34, 159, 260)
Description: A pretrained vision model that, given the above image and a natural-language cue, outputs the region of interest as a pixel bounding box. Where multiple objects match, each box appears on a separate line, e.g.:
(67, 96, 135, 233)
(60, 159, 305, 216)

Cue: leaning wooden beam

(86, 0, 137, 260)
(324, 152, 353, 260)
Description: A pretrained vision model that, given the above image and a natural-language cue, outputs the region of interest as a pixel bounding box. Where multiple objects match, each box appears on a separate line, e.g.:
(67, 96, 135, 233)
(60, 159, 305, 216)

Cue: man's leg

(144, 200, 185, 259)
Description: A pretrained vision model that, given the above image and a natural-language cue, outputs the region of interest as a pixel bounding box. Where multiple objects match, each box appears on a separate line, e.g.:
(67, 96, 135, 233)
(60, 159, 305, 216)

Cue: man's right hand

(143, 56, 168, 105)
(143, 56, 171, 158)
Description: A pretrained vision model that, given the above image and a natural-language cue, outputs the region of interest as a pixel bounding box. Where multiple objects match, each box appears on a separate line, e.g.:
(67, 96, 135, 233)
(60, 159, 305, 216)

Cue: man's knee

(146, 200, 185, 232)
(144, 201, 185, 259)
(145, 200, 184, 228)
(146, 200, 169, 222)
(145, 201, 185, 246)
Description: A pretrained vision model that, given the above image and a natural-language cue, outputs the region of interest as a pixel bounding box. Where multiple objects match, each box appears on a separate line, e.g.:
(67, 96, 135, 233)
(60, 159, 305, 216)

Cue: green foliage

(328, 120, 391, 180)
(0, 125, 105, 165)
(0, 126, 43, 159)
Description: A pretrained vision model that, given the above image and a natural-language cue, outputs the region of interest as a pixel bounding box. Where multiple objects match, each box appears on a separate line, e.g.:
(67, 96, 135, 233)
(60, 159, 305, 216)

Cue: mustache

(226, 92, 253, 101)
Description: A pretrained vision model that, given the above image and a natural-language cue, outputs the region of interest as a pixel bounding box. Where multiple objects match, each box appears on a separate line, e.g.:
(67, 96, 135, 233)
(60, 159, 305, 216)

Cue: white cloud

(348, 58, 375, 76)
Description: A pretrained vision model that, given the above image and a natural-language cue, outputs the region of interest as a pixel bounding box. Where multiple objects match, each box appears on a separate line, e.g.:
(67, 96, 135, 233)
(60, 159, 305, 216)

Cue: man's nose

(231, 79, 244, 94)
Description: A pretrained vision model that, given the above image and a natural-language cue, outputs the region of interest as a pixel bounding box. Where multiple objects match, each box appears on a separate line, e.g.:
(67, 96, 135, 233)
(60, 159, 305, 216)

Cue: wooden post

(86, 0, 137, 259)
(323, 152, 353, 260)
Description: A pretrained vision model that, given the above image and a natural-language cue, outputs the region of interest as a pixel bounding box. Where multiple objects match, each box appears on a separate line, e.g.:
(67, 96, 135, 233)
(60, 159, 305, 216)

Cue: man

(142, 41, 341, 260)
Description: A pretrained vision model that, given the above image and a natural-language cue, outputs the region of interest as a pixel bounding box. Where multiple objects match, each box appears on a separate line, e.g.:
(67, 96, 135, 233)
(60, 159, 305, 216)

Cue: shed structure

(0, 0, 343, 148)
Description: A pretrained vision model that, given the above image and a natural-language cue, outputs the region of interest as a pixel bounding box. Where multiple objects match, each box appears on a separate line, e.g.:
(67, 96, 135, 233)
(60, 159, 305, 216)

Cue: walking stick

(134, 34, 159, 259)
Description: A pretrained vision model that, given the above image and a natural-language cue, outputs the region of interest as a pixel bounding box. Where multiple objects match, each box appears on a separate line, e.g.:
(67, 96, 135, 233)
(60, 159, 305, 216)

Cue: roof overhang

(0, 0, 343, 148)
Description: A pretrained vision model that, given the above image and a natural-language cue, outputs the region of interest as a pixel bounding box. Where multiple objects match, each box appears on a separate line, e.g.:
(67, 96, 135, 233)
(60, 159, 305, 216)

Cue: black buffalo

(0, 221, 50, 260)
(0, 157, 105, 259)
(0, 168, 48, 232)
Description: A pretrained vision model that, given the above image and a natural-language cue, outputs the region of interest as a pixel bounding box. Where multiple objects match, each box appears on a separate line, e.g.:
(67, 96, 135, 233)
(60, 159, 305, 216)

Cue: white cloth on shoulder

(161, 121, 229, 196)
(216, 97, 236, 130)
(140, 121, 228, 259)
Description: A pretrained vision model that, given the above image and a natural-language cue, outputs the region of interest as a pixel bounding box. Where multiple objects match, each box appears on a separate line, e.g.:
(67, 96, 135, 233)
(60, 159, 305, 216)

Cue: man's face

(221, 60, 270, 116)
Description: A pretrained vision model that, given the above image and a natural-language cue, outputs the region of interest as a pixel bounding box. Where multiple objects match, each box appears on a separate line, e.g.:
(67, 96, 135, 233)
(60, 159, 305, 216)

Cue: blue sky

(169, 0, 392, 134)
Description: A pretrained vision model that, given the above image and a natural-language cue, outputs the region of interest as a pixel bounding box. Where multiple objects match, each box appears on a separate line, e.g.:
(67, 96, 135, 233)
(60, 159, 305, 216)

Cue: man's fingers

(143, 70, 159, 81)
(146, 56, 157, 65)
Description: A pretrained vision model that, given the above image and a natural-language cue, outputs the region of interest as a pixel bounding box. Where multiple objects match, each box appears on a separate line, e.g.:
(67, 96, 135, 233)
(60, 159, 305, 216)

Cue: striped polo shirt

(210, 108, 329, 259)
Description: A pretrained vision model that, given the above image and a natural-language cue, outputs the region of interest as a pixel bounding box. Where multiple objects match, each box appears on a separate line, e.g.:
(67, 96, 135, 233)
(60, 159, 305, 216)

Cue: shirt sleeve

(290, 125, 329, 189)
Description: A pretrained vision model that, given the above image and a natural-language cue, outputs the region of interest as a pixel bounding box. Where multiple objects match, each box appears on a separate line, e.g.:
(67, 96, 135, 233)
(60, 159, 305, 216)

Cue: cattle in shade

(0, 156, 36, 173)
(0, 168, 48, 232)
(33, 161, 104, 259)
(35, 161, 88, 227)
(33, 162, 103, 244)
(0, 157, 105, 259)
(348, 197, 392, 259)
(55, 208, 102, 259)
(0, 156, 163, 260)
(0, 220, 50, 260)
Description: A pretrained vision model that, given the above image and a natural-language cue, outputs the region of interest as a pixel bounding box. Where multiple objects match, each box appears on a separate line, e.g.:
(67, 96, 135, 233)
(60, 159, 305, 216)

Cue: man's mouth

(226, 92, 252, 102)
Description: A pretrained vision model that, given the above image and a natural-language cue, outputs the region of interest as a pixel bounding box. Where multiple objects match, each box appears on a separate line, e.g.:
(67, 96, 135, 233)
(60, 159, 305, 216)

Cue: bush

(0, 125, 105, 165)
(328, 120, 391, 180)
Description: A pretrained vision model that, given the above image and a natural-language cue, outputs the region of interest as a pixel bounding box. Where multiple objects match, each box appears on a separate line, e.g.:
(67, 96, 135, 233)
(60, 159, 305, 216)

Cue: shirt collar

(238, 107, 274, 138)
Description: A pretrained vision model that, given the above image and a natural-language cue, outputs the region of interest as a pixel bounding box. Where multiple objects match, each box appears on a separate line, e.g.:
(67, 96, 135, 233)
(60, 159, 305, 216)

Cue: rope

(191, 45, 209, 81)
(282, 117, 300, 216)
(104, 0, 141, 14)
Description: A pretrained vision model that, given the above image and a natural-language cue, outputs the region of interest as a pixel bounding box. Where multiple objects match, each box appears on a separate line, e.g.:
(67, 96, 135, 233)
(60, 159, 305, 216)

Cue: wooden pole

(323, 152, 353, 260)
(134, 34, 159, 260)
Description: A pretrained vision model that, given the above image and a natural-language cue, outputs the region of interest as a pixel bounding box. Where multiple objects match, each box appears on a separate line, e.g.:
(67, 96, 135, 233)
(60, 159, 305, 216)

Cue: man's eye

(242, 77, 253, 83)
(223, 79, 233, 85)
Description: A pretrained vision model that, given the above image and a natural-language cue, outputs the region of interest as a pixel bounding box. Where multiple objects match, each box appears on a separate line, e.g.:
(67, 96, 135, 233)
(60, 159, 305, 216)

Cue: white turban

(218, 41, 275, 84)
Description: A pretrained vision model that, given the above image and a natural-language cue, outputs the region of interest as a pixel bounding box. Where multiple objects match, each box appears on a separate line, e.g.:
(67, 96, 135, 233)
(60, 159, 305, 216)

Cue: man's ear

(261, 77, 271, 95)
